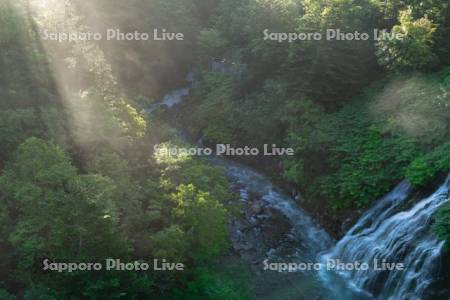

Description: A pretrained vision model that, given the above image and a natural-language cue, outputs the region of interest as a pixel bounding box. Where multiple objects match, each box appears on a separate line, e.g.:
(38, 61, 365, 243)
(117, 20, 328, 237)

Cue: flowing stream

(149, 75, 450, 300)
(322, 175, 450, 300)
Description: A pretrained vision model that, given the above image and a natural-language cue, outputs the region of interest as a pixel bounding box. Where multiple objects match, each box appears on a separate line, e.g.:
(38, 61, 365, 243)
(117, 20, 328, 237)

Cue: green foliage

(1, 0, 449, 297)
(433, 203, 450, 251)
(152, 141, 233, 263)
(0, 1, 243, 298)
(198, 29, 229, 58)
(174, 266, 253, 300)
(150, 225, 189, 262)
(0, 289, 16, 300)
(186, 0, 449, 212)
(110, 99, 147, 140)
(66, 0, 200, 99)
(39, 106, 71, 150)
(155, 142, 231, 192)
(0, 109, 40, 160)
(282, 97, 323, 183)
(282, 71, 449, 210)
(87, 151, 131, 187)
(0, 133, 237, 298)
(171, 184, 229, 262)
(406, 141, 450, 186)
(188, 74, 292, 147)
(370, 74, 450, 143)
(376, 8, 437, 71)
(0, 138, 127, 279)
(24, 285, 57, 300)
(56, 272, 155, 299)
(309, 117, 418, 209)
(282, 97, 323, 132)
(0, 1, 54, 110)
(319, 131, 418, 209)
(190, 72, 237, 144)
(405, 158, 436, 186)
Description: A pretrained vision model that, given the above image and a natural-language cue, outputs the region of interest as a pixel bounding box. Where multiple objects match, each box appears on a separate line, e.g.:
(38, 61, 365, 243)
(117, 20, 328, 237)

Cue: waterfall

(322, 174, 450, 299)
(152, 73, 450, 299)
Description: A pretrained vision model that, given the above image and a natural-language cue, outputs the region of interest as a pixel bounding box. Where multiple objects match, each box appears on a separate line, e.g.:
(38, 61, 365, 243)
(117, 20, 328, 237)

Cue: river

(147, 74, 450, 300)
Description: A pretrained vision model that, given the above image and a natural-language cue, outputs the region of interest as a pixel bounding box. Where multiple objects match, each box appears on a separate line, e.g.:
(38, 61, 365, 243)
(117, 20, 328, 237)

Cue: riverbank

(147, 76, 450, 299)
(170, 103, 353, 239)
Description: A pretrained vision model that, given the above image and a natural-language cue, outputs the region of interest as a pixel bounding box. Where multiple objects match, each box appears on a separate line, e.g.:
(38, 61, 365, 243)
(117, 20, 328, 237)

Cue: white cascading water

(151, 73, 450, 299)
(141, 72, 196, 113)
(322, 174, 450, 299)
(161, 71, 196, 108)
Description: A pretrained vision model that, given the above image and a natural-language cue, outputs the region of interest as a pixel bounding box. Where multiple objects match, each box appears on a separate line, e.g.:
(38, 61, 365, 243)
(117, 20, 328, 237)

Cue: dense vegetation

(184, 0, 450, 215)
(0, 0, 450, 298)
(0, 0, 250, 298)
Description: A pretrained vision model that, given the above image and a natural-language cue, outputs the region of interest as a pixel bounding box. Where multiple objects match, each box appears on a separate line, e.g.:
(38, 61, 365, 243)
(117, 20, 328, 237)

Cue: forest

(0, 0, 449, 299)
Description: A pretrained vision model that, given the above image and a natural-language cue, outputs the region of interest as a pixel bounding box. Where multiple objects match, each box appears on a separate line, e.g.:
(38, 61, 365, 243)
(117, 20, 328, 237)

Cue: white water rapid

(322, 175, 450, 299)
